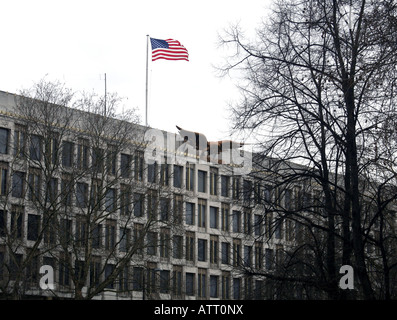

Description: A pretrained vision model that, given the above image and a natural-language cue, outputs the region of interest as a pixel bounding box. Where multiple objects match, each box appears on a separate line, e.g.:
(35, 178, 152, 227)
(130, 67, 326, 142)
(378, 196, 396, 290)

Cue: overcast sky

(1, 0, 271, 143)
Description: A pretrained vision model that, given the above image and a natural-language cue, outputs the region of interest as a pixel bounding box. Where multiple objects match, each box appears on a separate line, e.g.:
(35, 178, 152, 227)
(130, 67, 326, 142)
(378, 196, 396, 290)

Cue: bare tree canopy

(0, 79, 185, 300)
(219, 0, 397, 299)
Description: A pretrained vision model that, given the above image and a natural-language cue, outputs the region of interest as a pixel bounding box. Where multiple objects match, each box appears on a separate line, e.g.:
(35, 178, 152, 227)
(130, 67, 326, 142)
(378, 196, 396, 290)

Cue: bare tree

(0, 79, 182, 299)
(218, 0, 397, 299)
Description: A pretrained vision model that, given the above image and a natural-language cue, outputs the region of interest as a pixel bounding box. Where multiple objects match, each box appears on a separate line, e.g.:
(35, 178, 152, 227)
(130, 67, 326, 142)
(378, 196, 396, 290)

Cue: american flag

(150, 38, 189, 61)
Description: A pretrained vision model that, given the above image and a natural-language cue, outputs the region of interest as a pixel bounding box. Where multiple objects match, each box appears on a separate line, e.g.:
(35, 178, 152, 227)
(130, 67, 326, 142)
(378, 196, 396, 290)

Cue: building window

(0, 249, 3, 280)
(105, 220, 116, 250)
(120, 153, 131, 178)
(25, 252, 38, 283)
(285, 189, 293, 210)
(255, 242, 263, 270)
(210, 275, 219, 298)
(210, 235, 218, 264)
(244, 209, 252, 235)
(186, 272, 195, 296)
(75, 260, 85, 286)
(221, 175, 229, 197)
(28, 169, 41, 202)
(45, 177, 58, 204)
(62, 141, 74, 167)
(255, 280, 264, 300)
(60, 219, 72, 245)
(160, 228, 170, 259)
(232, 211, 241, 233)
(0, 162, 8, 196)
(173, 235, 183, 259)
(90, 257, 101, 288)
(173, 266, 183, 297)
(119, 227, 130, 252)
(44, 132, 59, 166)
(134, 224, 144, 255)
(61, 175, 73, 206)
(89, 178, 100, 209)
(27, 214, 40, 241)
(12, 171, 25, 198)
(134, 151, 144, 181)
(233, 278, 241, 299)
(14, 125, 26, 157)
(173, 165, 183, 188)
(77, 139, 89, 170)
(105, 264, 115, 289)
(243, 179, 253, 205)
(119, 266, 129, 292)
(285, 219, 295, 242)
(221, 203, 229, 232)
(133, 267, 143, 291)
(221, 242, 230, 265)
(92, 147, 104, 173)
(233, 238, 241, 267)
(210, 206, 218, 229)
(222, 273, 230, 299)
(185, 163, 195, 191)
(134, 193, 144, 217)
(264, 185, 272, 202)
(294, 187, 302, 210)
(75, 217, 87, 246)
(44, 215, 57, 245)
(0, 210, 6, 237)
(160, 198, 170, 221)
(30, 134, 42, 161)
(198, 199, 206, 228)
(147, 162, 158, 184)
(209, 167, 218, 195)
(198, 269, 207, 299)
(26, 252, 39, 283)
(197, 170, 207, 193)
(265, 213, 273, 239)
(9, 253, 23, 281)
(244, 277, 253, 300)
(120, 184, 131, 216)
(147, 231, 158, 256)
(265, 248, 274, 270)
(107, 145, 117, 176)
(254, 214, 263, 236)
(11, 206, 24, 239)
(59, 254, 70, 286)
(92, 224, 102, 249)
(186, 231, 195, 262)
(147, 189, 158, 220)
(0, 128, 9, 154)
(185, 202, 195, 225)
(160, 161, 169, 186)
(173, 194, 183, 224)
(198, 238, 207, 262)
(244, 245, 252, 267)
(147, 264, 158, 294)
(254, 181, 261, 204)
(76, 182, 88, 208)
(105, 188, 116, 212)
(160, 270, 170, 294)
(275, 218, 283, 240)
(232, 177, 240, 200)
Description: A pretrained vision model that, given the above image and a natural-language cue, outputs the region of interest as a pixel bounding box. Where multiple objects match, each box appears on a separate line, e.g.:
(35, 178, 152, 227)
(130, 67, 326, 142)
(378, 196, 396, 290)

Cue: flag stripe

(150, 37, 189, 61)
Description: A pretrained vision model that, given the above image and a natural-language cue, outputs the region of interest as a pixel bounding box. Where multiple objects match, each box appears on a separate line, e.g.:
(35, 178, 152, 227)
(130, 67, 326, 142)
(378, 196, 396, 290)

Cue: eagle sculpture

(176, 125, 244, 163)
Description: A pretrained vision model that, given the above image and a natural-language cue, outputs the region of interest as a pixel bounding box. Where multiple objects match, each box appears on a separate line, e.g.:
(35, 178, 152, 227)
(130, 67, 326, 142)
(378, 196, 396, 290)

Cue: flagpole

(145, 35, 149, 127)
